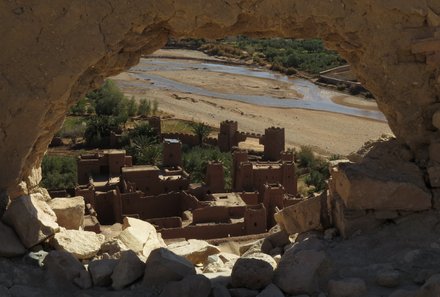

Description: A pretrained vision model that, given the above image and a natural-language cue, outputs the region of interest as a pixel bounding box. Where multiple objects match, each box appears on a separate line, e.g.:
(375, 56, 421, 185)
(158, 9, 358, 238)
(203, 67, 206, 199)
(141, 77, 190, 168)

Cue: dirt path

(113, 50, 392, 156)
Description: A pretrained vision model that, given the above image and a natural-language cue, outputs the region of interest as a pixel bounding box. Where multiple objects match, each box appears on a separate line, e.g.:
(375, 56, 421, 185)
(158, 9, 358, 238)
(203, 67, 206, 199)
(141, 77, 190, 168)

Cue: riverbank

(112, 49, 392, 156)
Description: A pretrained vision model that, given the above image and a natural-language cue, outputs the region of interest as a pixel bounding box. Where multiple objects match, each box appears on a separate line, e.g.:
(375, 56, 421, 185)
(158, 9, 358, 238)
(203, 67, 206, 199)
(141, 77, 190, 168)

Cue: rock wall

(1, 0, 439, 196)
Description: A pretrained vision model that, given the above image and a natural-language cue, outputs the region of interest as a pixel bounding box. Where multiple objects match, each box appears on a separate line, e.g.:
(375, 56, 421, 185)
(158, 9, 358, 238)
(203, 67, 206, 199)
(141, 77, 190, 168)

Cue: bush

(189, 122, 212, 145)
(84, 115, 124, 148)
(69, 98, 88, 115)
(126, 138, 163, 165)
(296, 146, 331, 193)
(138, 99, 151, 116)
(41, 155, 77, 190)
(127, 97, 138, 117)
(183, 146, 232, 191)
(87, 80, 129, 122)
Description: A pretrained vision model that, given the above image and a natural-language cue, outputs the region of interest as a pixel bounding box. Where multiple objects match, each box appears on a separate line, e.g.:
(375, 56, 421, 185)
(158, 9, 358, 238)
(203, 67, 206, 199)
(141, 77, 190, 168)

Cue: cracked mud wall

(0, 0, 439, 196)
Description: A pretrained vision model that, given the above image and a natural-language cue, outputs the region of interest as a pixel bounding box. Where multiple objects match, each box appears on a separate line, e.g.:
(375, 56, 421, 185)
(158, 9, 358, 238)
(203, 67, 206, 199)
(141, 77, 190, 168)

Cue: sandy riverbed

(113, 50, 392, 156)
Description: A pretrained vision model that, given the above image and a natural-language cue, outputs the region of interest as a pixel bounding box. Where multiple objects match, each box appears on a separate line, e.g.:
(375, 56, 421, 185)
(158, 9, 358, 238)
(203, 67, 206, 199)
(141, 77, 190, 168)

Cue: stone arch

(1, 0, 439, 195)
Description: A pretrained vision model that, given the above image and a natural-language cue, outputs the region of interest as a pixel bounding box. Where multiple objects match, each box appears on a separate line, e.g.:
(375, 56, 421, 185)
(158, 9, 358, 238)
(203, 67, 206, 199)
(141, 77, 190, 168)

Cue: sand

(113, 50, 393, 156)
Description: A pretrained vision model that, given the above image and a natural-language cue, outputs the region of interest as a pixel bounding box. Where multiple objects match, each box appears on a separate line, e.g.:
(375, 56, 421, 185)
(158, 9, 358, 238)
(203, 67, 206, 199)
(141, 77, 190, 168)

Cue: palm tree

(190, 122, 212, 146)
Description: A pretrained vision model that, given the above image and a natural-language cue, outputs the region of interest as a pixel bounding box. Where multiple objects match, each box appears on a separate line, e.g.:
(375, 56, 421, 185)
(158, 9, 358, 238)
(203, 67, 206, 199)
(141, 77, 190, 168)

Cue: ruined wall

(1, 1, 440, 196)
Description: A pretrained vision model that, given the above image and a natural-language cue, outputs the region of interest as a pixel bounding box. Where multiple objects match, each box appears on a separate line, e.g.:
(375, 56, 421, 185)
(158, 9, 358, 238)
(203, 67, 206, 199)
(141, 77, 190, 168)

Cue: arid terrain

(113, 49, 392, 156)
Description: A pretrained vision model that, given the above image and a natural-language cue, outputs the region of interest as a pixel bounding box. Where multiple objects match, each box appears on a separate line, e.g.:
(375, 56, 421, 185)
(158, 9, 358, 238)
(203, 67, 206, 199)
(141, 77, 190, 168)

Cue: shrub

(84, 115, 124, 148)
(183, 146, 232, 191)
(138, 98, 151, 116)
(41, 155, 77, 190)
(87, 80, 129, 121)
(189, 122, 213, 145)
(127, 97, 138, 117)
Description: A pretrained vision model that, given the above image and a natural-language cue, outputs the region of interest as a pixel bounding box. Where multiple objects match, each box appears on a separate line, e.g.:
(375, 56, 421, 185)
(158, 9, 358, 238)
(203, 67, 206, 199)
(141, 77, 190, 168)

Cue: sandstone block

(111, 250, 145, 290)
(419, 274, 440, 297)
(118, 217, 165, 257)
(88, 259, 118, 287)
(256, 283, 284, 297)
(328, 278, 367, 297)
(167, 239, 221, 265)
(433, 110, 440, 130)
(274, 249, 326, 295)
(429, 143, 440, 163)
(261, 230, 290, 254)
(0, 221, 26, 257)
(50, 229, 105, 260)
(332, 162, 431, 211)
(231, 253, 275, 290)
(48, 196, 85, 230)
(274, 195, 321, 235)
(159, 274, 211, 297)
(3, 195, 59, 248)
(143, 247, 195, 286)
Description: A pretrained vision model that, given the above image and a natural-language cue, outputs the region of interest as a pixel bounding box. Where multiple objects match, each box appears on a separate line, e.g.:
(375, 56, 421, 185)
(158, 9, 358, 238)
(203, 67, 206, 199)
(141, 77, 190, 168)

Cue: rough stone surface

(376, 269, 401, 288)
(419, 274, 440, 297)
(88, 259, 118, 287)
(0, 221, 26, 257)
(2, 1, 440, 208)
(275, 196, 322, 235)
(274, 249, 327, 295)
(256, 283, 284, 297)
(43, 251, 86, 286)
(48, 196, 85, 230)
(118, 217, 165, 257)
(143, 247, 196, 287)
(111, 250, 145, 290)
(159, 274, 211, 297)
(3, 195, 59, 248)
(167, 239, 221, 265)
(50, 229, 105, 260)
(331, 157, 431, 211)
(212, 285, 233, 297)
(229, 288, 259, 297)
(231, 253, 275, 290)
(328, 278, 367, 297)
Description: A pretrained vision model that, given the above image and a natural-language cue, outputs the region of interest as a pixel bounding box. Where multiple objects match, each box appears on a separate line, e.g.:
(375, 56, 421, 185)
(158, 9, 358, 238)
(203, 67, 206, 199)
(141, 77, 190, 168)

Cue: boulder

(257, 284, 284, 297)
(229, 288, 259, 297)
(231, 253, 276, 290)
(0, 221, 26, 257)
(419, 274, 440, 297)
(331, 162, 431, 211)
(48, 196, 85, 230)
(73, 269, 92, 289)
(328, 278, 367, 297)
(159, 274, 211, 297)
(111, 250, 145, 290)
(0, 286, 9, 297)
(100, 238, 128, 256)
(50, 229, 105, 260)
(43, 250, 86, 288)
(212, 285, 232, 297)
(3, 195, 59, 248)
(389, 289, 418, 297)
(168, 239, 221, 265)
(275, 196, 322, 235)
(117, 217, 165, 257)
(143, 247, 196, 286)
(261, 230, 290, 254)
(88, 259, 118, 287)
(376, 269, 400, 288)
(274, 249, 326, 295)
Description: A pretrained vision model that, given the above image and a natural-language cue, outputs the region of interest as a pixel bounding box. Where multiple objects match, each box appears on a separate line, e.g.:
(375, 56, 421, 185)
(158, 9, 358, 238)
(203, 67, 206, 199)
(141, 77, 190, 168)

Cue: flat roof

(211, 193, 246, 207)
(122, 165, 160, 172)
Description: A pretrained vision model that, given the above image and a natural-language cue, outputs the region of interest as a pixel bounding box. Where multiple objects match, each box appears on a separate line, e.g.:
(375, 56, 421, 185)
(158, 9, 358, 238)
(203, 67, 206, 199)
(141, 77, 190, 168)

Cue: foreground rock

(118, 217, 165, 257)
(143, 247, 196, 287)
(168, 239, 221, 265)
(274, 195, 322, 235)
(0, 222, 26, 257)
(88, 259, 118, 287)
(328, 278, 367, 297)
(257, 284, 284, 297)
(43, 250, 86, 288)
(3, 195, 59, 248)
(231, 253, 276, 290)
(50, 229, 105, 260)
(48, 196, 85, 230)
(159, 274, 211, 297)
(111, 250, 145, 290)
(274, 249, 327, 295)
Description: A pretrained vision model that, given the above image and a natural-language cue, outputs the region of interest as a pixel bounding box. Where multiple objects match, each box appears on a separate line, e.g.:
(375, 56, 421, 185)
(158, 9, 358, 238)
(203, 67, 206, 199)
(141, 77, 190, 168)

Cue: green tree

(127, 97, 138, 117)
(84, 115, 124, 148)
(87, 80, 129, 121)
(190, 122, 212, 145)
(41, 156, 77, 190)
